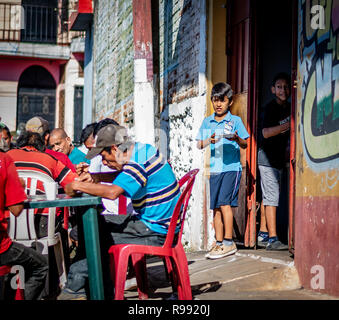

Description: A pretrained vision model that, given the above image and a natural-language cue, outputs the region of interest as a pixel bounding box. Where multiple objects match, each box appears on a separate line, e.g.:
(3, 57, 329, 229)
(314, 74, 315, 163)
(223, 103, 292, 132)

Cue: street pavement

(124, 248, 338, 301)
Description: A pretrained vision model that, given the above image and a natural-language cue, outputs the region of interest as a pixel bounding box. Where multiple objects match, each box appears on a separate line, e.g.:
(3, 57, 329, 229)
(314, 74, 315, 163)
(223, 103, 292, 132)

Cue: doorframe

(288, 0, 299, 254)
(244, 0, 258, 248)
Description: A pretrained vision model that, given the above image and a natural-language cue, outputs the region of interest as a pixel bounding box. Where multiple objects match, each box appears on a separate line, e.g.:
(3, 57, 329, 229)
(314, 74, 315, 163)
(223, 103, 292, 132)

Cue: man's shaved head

(48, 128, 73, 155)
(50, 128, 68, 139)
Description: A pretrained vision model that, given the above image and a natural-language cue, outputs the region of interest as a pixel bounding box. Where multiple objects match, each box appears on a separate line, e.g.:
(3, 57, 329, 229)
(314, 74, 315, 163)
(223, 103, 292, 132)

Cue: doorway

(17, 65, 56, 132)
(255, 0, 294, 245)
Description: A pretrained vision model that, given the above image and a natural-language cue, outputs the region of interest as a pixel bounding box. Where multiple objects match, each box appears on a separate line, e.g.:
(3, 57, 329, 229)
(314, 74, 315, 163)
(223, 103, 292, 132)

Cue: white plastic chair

(8, 170, 67, 288)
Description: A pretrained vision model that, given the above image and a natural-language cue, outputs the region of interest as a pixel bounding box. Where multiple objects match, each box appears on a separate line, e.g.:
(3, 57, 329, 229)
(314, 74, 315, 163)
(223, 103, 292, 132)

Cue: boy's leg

(258, 165, 288, 250)
(257, 201, 269, 247)
(208, 171, 240, 259)
(259, 201, 268, 232)
(213, 208, 224, 242)
(220, 205, 233, 240)
(265, 205, 277, 238)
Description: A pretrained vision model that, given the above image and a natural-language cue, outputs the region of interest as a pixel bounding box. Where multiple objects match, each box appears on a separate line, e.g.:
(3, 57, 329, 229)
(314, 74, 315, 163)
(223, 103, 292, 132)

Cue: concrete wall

(295, 0, 339, 297)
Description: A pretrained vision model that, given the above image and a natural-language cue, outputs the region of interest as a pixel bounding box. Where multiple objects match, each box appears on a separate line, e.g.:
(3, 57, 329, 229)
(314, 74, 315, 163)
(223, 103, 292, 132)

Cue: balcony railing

(0, 2, 84, 45)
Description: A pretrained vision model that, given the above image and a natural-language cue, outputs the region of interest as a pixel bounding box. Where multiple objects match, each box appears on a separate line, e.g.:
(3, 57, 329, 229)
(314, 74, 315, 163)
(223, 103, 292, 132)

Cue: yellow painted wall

(296, 0, 339, 198)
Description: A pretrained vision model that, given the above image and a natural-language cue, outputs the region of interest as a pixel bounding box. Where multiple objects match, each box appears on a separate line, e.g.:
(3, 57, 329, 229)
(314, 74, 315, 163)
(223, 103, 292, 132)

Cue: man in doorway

(257, 72, 291, 250)
(49, 128, 90, 166)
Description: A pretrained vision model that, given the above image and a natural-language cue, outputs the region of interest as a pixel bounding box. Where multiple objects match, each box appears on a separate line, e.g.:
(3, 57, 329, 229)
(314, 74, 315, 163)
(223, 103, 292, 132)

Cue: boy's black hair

(93, 118, 120, 137)
(211, 82, 233, 102)
(80, 122, 97, 144)
(272, 72, 291, 87)
(16, 131, 45, 152)
(0, 123, 11, 138)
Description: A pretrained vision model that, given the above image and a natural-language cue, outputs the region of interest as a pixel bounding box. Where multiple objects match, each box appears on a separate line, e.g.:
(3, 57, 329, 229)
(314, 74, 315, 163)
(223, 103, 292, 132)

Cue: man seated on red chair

(6, 131, 80, 239)
(0, 146, 48, 300)
(65, 123, 181, 248)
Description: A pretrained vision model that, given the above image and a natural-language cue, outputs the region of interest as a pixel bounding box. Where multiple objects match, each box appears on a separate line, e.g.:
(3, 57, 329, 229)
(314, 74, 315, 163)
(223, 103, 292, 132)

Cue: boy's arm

(262, 121, 289, 139)
(196, 133, 218, 149)
(228, 131, 248, 149)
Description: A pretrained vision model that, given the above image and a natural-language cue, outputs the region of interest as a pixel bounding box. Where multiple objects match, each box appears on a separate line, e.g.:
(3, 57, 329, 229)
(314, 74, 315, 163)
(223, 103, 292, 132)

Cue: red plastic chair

(0, 265, 24, 300)
(108, 168, 199, 300)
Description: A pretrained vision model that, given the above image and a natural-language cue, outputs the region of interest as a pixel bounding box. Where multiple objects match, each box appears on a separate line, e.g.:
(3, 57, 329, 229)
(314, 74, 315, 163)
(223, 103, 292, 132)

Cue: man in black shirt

(257, 73, 291, 250)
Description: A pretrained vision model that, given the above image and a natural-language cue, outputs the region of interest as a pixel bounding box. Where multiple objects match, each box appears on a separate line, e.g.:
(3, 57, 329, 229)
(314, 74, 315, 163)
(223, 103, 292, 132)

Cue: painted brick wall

(159, 0, 208, 250)
(159, 0, 201, 109)
(92, 0, 134, 125)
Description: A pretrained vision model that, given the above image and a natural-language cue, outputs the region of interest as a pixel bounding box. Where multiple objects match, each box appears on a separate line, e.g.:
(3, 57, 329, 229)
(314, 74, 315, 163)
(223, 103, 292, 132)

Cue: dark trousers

(0, 242, 48, 300)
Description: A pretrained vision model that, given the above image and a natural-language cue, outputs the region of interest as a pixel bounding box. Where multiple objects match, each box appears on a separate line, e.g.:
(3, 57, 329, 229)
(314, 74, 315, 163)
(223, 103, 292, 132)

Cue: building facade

(49, 0, 339, 297)
(0, 0, 85, 143)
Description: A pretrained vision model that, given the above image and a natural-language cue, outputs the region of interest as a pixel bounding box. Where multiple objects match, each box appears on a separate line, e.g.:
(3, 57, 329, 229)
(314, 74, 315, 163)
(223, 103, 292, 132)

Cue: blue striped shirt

(113, 143, 180, 234)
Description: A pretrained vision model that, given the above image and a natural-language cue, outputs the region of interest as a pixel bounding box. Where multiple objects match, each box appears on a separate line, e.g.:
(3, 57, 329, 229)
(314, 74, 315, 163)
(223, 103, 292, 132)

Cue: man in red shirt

(0, 150, 48, 300)
(7, 131, 79, 238)
(25, 116, 76, 173)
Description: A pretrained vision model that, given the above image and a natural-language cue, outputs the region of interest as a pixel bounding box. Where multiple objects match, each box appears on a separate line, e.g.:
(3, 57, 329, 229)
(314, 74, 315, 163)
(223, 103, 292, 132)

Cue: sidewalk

(124, 248, 338, 300)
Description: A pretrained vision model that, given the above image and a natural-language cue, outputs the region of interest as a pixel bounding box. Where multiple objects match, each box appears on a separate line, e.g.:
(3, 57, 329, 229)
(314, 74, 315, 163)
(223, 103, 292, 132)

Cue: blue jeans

(0, 242, 48, 300)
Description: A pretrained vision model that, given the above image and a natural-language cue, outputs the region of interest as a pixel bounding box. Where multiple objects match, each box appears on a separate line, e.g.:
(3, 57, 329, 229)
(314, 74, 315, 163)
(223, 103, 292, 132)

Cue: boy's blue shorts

(209, 171, 242, 209)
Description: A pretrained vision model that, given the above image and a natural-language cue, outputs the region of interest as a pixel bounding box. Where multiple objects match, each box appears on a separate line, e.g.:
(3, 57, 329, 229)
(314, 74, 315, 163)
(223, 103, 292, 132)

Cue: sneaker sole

(257, 241, 268, 248)
(266, 246, 288, 251)
(207, 248, 237, 259)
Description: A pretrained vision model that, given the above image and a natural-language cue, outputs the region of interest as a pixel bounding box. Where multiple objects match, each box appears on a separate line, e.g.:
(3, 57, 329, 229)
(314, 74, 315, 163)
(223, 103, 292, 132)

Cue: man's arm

(8, 203, 24, 217)
(65, 180, 125, 200)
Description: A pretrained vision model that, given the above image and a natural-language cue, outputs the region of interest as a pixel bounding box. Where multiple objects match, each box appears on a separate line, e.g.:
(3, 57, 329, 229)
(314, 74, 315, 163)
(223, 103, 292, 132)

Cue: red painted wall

(0, 57, 61, 84)
(294, 197, 339, 297)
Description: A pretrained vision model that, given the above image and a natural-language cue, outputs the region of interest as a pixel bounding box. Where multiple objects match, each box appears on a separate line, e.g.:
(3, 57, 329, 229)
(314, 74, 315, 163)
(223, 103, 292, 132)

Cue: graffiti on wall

(299, 0, 339, 172)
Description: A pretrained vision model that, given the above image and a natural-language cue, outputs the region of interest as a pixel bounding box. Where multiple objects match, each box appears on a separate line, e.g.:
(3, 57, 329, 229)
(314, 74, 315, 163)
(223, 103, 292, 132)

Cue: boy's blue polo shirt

(113, 142, 180, 234)
(196, 112, 249, 174)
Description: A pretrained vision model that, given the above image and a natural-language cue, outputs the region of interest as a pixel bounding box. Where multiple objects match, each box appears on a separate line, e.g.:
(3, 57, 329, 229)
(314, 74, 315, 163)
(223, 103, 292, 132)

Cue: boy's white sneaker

(207, 242, 237, 259)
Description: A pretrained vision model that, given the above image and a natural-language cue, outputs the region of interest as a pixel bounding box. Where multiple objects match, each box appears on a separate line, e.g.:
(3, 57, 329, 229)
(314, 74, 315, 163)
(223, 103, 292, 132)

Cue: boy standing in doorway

(196, 82, 249, 259)
(257, 72, 291, 250)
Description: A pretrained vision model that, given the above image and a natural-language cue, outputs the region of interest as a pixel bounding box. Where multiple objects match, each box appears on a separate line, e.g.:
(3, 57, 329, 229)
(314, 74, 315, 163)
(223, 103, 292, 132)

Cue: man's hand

(76, 162, 89, 175)
(65, 182, 78, 197)
(78, 172, 93, 183)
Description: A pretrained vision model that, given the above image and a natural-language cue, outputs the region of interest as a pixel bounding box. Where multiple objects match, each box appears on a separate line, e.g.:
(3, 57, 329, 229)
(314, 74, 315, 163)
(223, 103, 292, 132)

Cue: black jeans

(0, 242, 48, 300)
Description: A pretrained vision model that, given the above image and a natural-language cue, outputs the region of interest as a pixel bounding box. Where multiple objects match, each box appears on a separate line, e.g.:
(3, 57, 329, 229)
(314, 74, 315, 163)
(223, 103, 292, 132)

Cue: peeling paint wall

(159, 0, 210, 250)
(295, 0, 339, 297)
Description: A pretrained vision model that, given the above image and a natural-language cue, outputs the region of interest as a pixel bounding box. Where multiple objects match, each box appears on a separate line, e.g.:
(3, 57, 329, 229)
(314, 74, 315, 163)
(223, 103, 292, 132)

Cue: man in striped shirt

(65, 124, 180, 246)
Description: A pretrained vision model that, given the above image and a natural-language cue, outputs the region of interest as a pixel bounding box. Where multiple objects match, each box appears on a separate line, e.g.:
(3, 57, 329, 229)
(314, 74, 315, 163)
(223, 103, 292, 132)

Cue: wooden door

(226, 0, 257, 247)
